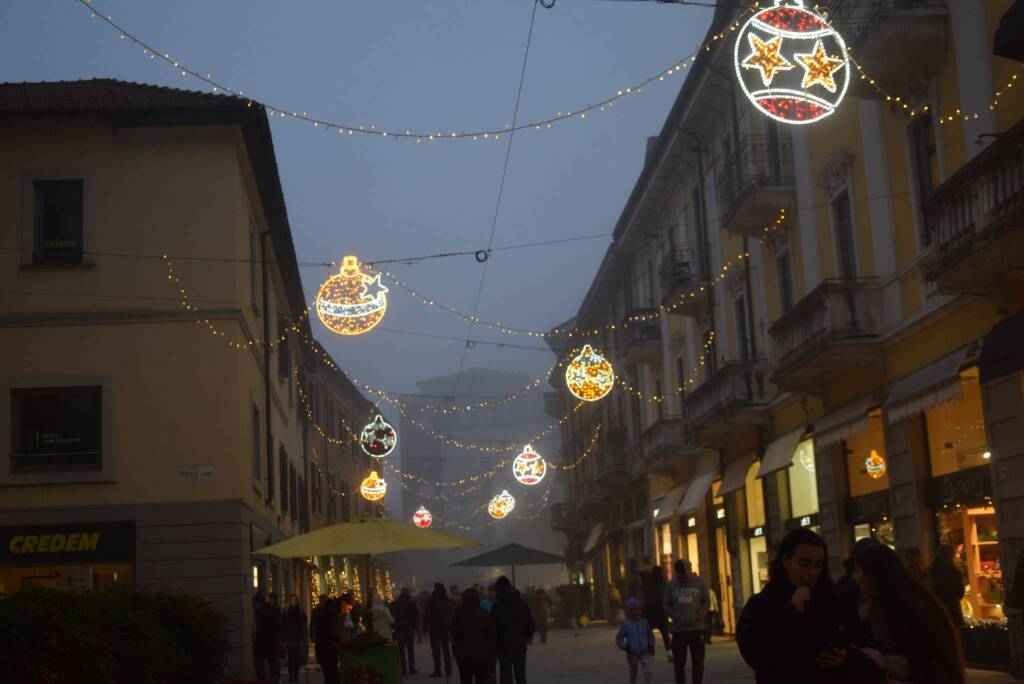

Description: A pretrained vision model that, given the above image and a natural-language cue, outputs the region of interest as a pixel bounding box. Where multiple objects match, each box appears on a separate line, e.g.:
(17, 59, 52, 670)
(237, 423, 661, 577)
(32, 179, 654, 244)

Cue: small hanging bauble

(565, 344, 615, 402)
(512, 444, 547, 486)
(865, 450, 887, 479)
(488, 490, 516, 519)
(412, 506, 433, 529)
(734, 0, 850, 125)
(360, 470, 387, 501)
(316, 255, 389, 335)
(360, 415, 397, 458)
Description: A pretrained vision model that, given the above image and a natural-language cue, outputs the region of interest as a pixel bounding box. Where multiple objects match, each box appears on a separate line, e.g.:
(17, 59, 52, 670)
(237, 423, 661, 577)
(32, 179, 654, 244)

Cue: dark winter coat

(253, 602, 283, 657)
(391, 595, 420, 634)
(641, 573, 667, 625)
(314, 604, 342, 647)
(423, 588, 453, 636)
(282, 605, 308, 643)
(490, 588, 536, 657)
(929, 559, 966, 626)
(452, 603, 497, 663)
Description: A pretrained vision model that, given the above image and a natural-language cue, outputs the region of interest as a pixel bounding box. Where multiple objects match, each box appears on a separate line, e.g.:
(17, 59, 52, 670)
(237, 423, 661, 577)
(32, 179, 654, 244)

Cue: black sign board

(845, 491, 891, 524)
(744, 525, 766, 539)
(0, 521, 135, 566)
(785, 512, 821, 531)
(712, 506, 727, 527)
(927, 465, 993, 508)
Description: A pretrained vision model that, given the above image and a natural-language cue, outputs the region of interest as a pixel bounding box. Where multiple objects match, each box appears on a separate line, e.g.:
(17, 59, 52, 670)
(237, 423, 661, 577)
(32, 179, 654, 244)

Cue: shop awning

(884, 344, 974, 425)
(813, 396, 875, 449)
(758, 428, 805, 478)
(626, 519, 647, 531)
(719, 454, 755, 496)
(678, 469, 717, 515)
(583, 522, 604, 554)
(654, 484, 687, 522)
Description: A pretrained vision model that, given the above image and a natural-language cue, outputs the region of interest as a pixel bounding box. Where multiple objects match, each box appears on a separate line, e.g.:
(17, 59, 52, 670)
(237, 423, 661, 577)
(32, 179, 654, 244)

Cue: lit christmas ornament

(316, 255, 388, 335)
(360, 471, 387, 501)
(734, 0, 850, 125)
(865, 450, 887, 479)
(565, 344, 615, 402)
(488, 490, 516, 519)
(412, 506, 433, 529)
(796, 440, 815, 473)
(512, 444, 547, 486)
(359, 415, 397, 458)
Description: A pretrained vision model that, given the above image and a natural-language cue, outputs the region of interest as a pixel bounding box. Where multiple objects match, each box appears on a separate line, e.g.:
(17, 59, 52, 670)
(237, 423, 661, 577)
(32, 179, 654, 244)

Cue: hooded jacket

(423, 586, 453, 635)
(490, 587, 536, 656)
(452, 600, 497, 663)
(615, 600, 655, 656)
(663, 559, 710, 632)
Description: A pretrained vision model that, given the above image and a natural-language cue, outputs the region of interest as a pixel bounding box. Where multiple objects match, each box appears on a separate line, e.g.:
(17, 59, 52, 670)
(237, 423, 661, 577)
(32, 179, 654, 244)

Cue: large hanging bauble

(865, 450, 887, 479)
(412, 506, 433, 529)
(734, 0, 850, 125)
(512, 444, 547, 486)
(565, 344, 614, 402)
(360, 415, 397, 458)
(360, 470, 387, 501)
(488, 490, 516, 519)
(316, 255, 389, 335)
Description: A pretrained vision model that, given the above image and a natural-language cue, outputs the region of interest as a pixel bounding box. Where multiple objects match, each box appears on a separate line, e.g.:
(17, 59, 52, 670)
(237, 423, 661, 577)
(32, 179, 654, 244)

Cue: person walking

(252, 593, 283, 681)
(490, 575, 536, 684)
(424, 582, 454, 679)
(641, 565, 672, 661)
(930, 544, 967, 627)
(605, 582, 624, 627)
(314, 597, 342, 684)
(282, 594, 308, 684)
(664, 559, 709, 684)
(392, 587, 420, 676)
(416, 589, 432, 644)
(530, 588, 553, 645)
(557, 583, 582, 636)
(481, 583, 497, 614)
(616, 598, 656, 684)
(452, 587, 497, 684)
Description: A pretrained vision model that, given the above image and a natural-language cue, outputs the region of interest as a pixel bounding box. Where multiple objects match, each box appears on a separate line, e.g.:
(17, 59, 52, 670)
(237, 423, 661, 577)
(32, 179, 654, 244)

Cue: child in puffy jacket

(615, 598, 656, 684)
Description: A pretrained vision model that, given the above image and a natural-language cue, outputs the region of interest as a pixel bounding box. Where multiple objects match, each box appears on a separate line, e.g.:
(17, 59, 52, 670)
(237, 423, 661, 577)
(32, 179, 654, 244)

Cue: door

(715, 526, 736, 633)
(832, 190, 858, 282)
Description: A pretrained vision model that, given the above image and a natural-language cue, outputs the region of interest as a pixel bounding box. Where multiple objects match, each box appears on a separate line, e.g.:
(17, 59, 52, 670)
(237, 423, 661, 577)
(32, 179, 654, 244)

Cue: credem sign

(0, 521, 135, 566)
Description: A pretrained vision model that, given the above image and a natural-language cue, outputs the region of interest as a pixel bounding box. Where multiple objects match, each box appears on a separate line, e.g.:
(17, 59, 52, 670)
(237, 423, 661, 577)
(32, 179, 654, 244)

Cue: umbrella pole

(511, 565, 516, 588)
(365, 553, 374, 635)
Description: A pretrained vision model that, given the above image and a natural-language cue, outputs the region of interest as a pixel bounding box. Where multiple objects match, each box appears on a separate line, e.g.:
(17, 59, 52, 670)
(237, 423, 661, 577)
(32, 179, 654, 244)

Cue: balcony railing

(597, 425, 629, 483)
(685, 361, 774, 444)
(922, 119, 1024, 292)
(639, 416, 689, 474)
(718, 135, 795, 236)
(617, 307, 661, 364)
(551, 502, 583, 535)
(659, 248, 709, 316)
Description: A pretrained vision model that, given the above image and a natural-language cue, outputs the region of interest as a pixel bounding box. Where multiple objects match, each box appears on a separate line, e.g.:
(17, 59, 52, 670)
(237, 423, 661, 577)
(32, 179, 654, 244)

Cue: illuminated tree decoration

(488, 490, 516, 519)
(734, 0, 849, 125)
(359, 415, 397, 458)
(360, 470, 387, 501)
(865, 450, 887, 479)
(565, 344, 615, 402)
(316, 255, 389, 336)
(512, 444, 547, 486)
(412, 506, 433, 529)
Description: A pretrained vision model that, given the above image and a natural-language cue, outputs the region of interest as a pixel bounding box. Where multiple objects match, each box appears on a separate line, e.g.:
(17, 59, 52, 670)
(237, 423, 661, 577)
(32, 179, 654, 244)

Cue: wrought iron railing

(718, 135, 794, 225)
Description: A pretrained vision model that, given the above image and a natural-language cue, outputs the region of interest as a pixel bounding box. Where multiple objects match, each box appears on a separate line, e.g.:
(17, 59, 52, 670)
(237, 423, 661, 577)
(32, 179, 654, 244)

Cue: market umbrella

(254, 517, 478, 633)
(450, 543, 565, 586)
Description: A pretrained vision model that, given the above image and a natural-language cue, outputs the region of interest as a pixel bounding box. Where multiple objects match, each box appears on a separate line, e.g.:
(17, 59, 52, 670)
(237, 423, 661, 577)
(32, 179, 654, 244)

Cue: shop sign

(686, 517, 698, 530)
(927, 465, 993, 508)
(745, 525, 765, 539)
(0, 521, 135, 566)
(177, 465, 214, 480)
(785, 513, 821, 531)
(714, 507, 727, 525)
(844, 490, 890, 524)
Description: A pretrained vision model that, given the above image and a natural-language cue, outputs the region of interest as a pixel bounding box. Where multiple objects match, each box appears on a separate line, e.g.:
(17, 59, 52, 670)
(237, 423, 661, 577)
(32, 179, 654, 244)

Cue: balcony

(551, 502, 584, 535)
(718, 136, 795, 237)
(597, 425, 630, 485)
(578, 480, 609, 515)
(639, 416, 691, 475)
(617, 307, 661, 364)
(769, 279, 883, 394)
(826, 0, 947, 91)
(543, 391, 564, 419)
(922, 119, 1024, 293)
(659, 248, 710, 317)
(685, 361, 775, 448)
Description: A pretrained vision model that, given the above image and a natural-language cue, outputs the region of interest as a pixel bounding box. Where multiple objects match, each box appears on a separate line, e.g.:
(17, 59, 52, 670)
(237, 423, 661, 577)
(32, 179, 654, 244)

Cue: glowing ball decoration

(316, 255, 389, 336)
(565, 344, 615, 402)
(488, 490, 516, 520)
(360, 471, 387, 502)
(412, 506, 433, 529)
(865, 450, 887, 479)
(512, 444, 547, 486)
(359, 415, 397, 458)
(734, 0, 850, 125)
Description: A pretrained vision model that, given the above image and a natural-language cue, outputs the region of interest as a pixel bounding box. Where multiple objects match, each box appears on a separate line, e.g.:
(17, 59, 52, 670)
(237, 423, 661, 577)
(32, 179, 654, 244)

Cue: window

(266, 437, 275, 504)
(252, 404, 262, 487)
(279, 447, 289, 512)
(776, 249, 794, 313)
(311, 466, 322, 514)
(832, 190, 857, 281)
(788, 439, 819, 518)
(909, 113, 938, 247)
(288, 463, 298, 523)
(250, 222, 260, 311)
(11, 386, 101, 472)
(846, 410, 889, 497)
(734, 295, 749, 362)
(33, 179, 83, 264)
(277, 319, 290, 379)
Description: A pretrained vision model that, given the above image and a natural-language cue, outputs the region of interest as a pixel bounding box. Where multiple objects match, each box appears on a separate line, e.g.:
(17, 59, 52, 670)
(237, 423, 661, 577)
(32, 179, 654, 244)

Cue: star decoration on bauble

(360, 273, 389, 301)
(794, 40, 845, 93)
(742, 34, 794, 86)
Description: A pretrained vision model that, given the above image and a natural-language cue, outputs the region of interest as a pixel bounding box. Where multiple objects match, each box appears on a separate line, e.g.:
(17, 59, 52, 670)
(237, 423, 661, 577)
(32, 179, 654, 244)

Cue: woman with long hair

(642, 565, 671, 659)
(854, 544, 966, 684)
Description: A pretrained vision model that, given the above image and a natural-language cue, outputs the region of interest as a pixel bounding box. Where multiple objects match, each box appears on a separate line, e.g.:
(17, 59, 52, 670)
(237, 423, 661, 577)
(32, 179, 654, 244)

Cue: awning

(980, 311, 1024, 384)
(626, 519, 647, 531)
(654, 484, 687, 522)
(813, 396, 874, 449)
(758, 428, 805, 479)
(678, 469, 717, 515)
(885, 345, 974, 425)
(719, 454, 755, 496)
(583, 522, 604, 554)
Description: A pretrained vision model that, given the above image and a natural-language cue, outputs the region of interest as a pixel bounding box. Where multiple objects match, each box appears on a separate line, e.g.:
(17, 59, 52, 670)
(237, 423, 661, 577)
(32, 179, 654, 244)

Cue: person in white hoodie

(663, 558, 710, 684)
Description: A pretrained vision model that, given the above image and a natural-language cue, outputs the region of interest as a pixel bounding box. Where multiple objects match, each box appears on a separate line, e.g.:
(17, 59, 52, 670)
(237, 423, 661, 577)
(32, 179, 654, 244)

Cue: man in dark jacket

(253, 593, 282, 680)
(452, 587, 497, 684)
(424, 583, 454, 678)
(491, 575, 536, 684)
(392, 587, 420, 676)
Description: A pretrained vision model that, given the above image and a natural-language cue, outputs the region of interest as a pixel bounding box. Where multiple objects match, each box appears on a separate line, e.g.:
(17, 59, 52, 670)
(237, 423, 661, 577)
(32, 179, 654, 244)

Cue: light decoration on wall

(797, 439, 816, 473)
(735, 0, 849, 125)
(360, 471, 388, 501)
(565, 345, 615, 402)
(865, 450, 887, 479)
(512, 444, 547, 486)
(412, 506, 433, 529)
(359, 415, 397, 458)
(488, 490, 516, 520)
(316, 256, 388, 336)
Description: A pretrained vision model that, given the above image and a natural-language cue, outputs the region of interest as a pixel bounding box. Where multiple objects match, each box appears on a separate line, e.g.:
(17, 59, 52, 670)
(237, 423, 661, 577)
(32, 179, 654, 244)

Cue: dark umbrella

(450, 543, 565, 586)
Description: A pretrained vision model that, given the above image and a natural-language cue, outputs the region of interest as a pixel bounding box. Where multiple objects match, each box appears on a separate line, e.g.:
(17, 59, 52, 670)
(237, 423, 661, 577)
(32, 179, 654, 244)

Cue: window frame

(21, 172, 93, 268)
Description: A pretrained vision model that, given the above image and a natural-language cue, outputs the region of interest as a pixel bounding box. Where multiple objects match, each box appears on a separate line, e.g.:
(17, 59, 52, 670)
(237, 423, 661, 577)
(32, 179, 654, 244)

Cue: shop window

(846, 410, 890, 497)
(853, 521, 895, 549)
(745, 461, 765, 528)
(685, 532, 701, 576)
(33, 179, 84, 264)
(788, 439, 819, 519)
(659, 523, 673, 568)
(938, 506, 1002, 621)
(749, 534, 769, 595)
(926, 369, 989, 477)
(11, 386, 101, 473)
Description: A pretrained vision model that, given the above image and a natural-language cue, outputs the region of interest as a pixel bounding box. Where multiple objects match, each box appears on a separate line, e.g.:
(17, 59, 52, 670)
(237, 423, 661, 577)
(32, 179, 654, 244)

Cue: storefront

(0, 520, 135, 591)
(652, 484, 686, 574)
(709, 479, 735, 633)
(678, 469, 716, 578)
(743, 461, 769, 595)
(844, 409, 895, 547)
(756, 429, 820, 535)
